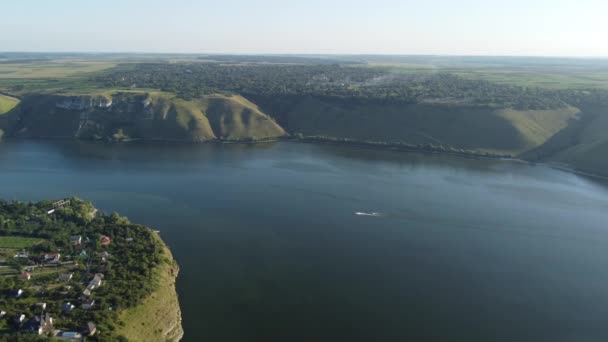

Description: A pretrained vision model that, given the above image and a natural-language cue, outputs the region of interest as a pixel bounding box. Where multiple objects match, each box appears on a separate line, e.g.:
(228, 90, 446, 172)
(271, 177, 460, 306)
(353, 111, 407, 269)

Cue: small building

(83, 322, 97, 336)
(57, 273, 73, 282)
(20, 313, 53, 335)
(82, 299, 95, 310)
(19, 273, 32, 281)
(0, 311, 6, 318)
(70, 235, 82, 246)
(43, 253, 61, 263)
(61, 302, 75, 314)
(35, 302, 47, 310)
(101, 236, 111, 246)
(125, 237, 134, 242)
(79, 250, 87, 259)
(83, 273, 103, 296)
(13, 314, 26, 325)
(15, 289, 23, 298)
(14, 250, 29, 258)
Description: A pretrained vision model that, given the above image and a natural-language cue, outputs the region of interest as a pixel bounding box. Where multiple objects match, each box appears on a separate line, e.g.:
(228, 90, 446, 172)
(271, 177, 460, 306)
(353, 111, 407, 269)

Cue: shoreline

(2, 135, 607, 181)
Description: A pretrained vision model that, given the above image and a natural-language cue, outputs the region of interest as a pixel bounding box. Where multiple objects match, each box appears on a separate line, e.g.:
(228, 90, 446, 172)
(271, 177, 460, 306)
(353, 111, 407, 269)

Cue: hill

(0, 95, 19, 115)
(522, 104, 608, 176)
(2, 92, 285, 142)
(253, 95, 580, 155)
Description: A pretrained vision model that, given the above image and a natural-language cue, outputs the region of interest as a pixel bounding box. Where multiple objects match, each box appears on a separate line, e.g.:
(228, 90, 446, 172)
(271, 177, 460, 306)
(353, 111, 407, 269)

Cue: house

(83, 273, 104, 296)
(101, 235, 111, 246)
(57, 273, 73, 281)
(70, 235, 82, 246)
(35, 302, 47, 310)
(82, 299, 95, 310)
(98, 251, 111, 263)
(83, 322, 96, 336)
(19, 272, 31, 281)
(20, 313, 53, 335)
(13, 314, 26, 325)
(57, 331, 82, 340)
(43, 253, 61, 263)
(14, 250, 29, 258)
(61, 302, 75, 314)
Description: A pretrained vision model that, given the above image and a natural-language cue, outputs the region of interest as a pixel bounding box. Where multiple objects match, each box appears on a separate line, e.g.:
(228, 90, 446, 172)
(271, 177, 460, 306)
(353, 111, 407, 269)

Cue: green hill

(4, 92, 285, 142)
(254, 95, 579, 155)
(0, 94, 19, 115)
(522, 104, 608, 176)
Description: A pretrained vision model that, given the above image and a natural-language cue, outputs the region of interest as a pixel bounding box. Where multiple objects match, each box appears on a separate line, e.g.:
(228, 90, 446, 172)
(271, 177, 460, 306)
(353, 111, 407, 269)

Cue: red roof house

(101, 236, 111, 246)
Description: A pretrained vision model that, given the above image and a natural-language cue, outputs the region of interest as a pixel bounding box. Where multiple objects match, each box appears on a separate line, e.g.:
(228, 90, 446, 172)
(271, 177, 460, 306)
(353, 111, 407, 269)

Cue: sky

(1, 0, 607, 57)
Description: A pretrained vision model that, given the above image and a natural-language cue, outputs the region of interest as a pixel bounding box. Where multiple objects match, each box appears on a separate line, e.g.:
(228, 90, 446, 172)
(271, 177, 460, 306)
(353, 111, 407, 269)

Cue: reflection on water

(1, 139, 608, 341)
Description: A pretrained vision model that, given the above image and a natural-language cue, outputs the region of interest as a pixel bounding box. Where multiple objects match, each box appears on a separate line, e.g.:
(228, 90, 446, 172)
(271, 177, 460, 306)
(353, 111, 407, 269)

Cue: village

(0, 198, 164, 340)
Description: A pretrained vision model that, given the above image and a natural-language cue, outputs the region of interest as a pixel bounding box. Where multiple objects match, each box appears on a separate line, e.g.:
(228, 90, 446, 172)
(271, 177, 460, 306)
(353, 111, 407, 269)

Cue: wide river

(1, 140, 608, 341)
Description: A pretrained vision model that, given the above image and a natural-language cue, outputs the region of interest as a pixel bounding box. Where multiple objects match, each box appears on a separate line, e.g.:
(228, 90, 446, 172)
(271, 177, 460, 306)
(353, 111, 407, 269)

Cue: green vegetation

(0, 237, 43, 249)
(1, 92, 284, 142)
(0, 198, 182, 340)
(2, 53, 608, 175)
(0, 95, 19, 115)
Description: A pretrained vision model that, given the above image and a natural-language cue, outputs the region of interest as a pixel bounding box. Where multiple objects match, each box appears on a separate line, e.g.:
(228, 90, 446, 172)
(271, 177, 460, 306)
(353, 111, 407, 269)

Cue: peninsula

(0, 198, 183, 341)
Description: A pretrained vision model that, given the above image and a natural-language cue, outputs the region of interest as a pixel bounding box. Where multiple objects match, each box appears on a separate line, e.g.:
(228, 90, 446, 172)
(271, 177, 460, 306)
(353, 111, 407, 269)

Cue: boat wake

(355, 211, 382, 217)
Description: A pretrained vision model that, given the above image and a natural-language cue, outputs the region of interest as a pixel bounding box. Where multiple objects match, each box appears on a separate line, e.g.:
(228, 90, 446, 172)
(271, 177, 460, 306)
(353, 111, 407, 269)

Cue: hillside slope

(3, 92, 285, 142)
(252, 95, 579, 155)
(117, 235, 184, 341)
(522, 104, 608, 176)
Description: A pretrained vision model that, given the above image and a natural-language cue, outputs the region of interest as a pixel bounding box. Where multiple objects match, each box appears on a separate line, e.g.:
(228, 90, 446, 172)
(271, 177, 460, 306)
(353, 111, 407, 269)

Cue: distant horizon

(2, 51, 608, 60)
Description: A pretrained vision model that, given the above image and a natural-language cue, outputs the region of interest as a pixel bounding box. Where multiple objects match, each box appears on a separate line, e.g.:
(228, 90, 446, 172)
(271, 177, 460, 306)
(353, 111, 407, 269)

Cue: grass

(0, 236, 44, 248)
(0, 94, 19, 115)
(116, 241, 183, 341)
(0, 60, 116, 79)
(282, 97, 578, 155)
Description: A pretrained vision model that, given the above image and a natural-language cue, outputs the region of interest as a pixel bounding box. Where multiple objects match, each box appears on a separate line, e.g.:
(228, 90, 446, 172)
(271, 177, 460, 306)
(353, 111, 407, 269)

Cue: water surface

(1, 140, 608, 341)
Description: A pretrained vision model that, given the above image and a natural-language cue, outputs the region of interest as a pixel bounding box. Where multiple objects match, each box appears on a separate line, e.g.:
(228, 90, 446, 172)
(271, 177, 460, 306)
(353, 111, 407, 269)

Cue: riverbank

(116, 234, 184, 341)
(5, 135, 608, 181)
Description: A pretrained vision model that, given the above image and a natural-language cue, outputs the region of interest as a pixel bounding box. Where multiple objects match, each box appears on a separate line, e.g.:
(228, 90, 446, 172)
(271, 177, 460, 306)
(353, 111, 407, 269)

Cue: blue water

(1, 140, 608, 341)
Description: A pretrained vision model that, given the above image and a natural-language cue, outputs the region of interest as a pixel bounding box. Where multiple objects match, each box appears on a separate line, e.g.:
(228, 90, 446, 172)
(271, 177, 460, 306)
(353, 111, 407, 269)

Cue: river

(1, 140, 608, 341)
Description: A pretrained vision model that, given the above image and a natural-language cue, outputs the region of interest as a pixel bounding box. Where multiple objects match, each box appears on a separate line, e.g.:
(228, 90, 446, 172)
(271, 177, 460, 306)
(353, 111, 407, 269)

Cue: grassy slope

(523, 105, 608, 176)
(202, 94, 285, 139)
(279, 97, 579, 155)
(0, 95, 19, 115)
(116, 235, 183, 341)
(5, 92, 285, 142)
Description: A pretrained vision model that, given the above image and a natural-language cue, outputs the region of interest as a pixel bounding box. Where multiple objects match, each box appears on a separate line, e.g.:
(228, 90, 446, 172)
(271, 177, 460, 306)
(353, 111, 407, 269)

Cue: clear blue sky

(2, 0, 607, 56)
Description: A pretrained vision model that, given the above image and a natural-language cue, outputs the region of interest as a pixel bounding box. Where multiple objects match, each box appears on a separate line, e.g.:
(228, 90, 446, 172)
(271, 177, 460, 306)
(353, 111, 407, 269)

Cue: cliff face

(4, 92, 285, 142)
(55, 95, 113, 110)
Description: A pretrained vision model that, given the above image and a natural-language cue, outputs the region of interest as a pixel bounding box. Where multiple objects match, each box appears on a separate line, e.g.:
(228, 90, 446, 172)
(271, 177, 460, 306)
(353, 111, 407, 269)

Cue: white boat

(355, 211, 382, 217)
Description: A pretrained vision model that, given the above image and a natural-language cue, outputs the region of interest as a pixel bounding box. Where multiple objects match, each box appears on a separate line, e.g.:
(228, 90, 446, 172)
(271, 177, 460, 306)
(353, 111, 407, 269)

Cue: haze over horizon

(2, 0, 607, 57)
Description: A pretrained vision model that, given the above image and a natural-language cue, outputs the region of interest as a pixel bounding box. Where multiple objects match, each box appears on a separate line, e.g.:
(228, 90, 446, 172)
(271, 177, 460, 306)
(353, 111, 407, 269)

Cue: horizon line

(1, 51, 608, 60)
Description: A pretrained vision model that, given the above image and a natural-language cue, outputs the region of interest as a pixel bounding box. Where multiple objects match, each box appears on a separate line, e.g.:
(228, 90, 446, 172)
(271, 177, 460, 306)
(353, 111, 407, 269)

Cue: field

(0, 60, 116, 79)
(0, 236, 43, 248)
